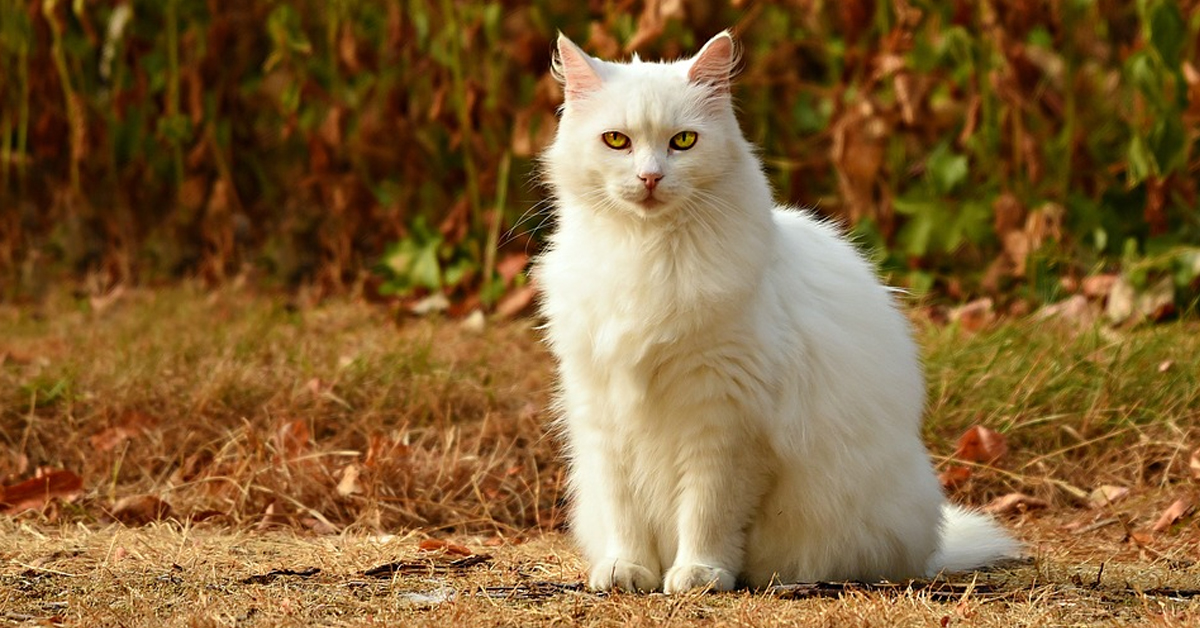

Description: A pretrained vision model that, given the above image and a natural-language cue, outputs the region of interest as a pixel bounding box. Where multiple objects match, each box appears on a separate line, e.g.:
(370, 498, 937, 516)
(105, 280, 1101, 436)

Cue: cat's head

(545, 32, 744, 219)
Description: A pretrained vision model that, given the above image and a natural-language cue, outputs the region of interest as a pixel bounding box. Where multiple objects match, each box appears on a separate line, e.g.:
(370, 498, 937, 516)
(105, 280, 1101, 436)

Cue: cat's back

(760, 206, 924, 428)
(767, 206, 908, 328)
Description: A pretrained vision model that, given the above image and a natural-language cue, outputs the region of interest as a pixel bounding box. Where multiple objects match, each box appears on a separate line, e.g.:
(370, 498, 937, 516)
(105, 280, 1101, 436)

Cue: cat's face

(547, 33, 741, 219)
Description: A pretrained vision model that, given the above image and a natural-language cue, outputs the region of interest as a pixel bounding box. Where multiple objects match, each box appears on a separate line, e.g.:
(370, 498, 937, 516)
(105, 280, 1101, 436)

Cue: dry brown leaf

(495, 284, 536, 319)
(89, 285, 126, 313)
(336, 464, 362, 497)
(953, 426, 1008, 466)
(949, 298, 996, 333)
(1081, 274, 1118, 299)
(1088, 485, 1130, 509)
(302, 516, 339, 535)
(1105, 275, 1136, 324)
(1036, 294, 1095, 325)
(1190, 448, 1200, 480)
(983, 492, 1049, 515)
(1126, 531, 1155, 547)
(1150, 497, 1194, 533)
(2, 453, 30, 484)
(256, 502, 289, 530)
(624, 0, 685, 53)
(274, 419, 311, 460)
(365, 434, 410, 468)
(938, 466, 973, 490)
(90, 410, 158, 453)
(1137, 277, 1176, 322)
(0, 468, 84, 514)
(419, 538, 473, 556)
(495, 253, 530, 286)
(111, 495, 172, 525)
(190, 509, 227, 523)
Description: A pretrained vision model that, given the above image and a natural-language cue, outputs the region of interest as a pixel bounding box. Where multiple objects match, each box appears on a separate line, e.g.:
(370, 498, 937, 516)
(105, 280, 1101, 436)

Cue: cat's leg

(663, 399, 765, 594)
(568, 416, 662, 592)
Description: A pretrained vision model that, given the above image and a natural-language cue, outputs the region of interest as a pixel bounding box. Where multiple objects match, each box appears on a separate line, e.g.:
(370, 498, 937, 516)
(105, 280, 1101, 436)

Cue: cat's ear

(553, 33, 604, 102)
(687, 31, 738, 92)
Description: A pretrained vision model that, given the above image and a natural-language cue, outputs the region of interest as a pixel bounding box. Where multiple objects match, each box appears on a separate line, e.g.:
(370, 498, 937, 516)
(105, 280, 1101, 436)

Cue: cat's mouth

(634, 192, 666, 211)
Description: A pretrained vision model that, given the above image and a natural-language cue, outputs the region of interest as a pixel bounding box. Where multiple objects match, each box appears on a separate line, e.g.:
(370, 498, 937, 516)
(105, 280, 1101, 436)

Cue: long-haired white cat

(535, 31, 1020, 593)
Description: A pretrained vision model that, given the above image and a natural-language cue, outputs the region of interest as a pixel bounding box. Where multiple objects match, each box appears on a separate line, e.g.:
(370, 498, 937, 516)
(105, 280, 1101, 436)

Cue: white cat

(535, 31, 1020, 594)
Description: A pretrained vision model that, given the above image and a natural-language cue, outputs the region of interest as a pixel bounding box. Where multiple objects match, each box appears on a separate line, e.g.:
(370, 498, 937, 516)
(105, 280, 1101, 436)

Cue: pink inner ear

(557, 36, 603, 101)
(688, 33, 734, 88)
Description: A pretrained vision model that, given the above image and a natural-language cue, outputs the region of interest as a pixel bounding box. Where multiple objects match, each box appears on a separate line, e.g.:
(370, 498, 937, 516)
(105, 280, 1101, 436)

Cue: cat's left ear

(553, 33, 604, 102)
(687, 31, 738, 92)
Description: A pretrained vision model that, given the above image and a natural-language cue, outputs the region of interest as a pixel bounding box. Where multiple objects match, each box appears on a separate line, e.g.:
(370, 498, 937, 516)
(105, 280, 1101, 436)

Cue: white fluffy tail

(927, 504, 1023, 575)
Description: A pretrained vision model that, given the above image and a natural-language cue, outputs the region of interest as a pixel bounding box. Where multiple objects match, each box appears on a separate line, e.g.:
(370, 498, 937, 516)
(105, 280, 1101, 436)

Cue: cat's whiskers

(501, 197, 559, 249)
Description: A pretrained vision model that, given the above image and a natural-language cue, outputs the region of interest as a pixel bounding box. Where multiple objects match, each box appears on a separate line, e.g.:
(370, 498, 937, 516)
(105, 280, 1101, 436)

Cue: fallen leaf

(949, 298, 995, 333)
(983, 492, 1049, 515)
(274, 419, 311, 460)
(2, 453, 30, 484)
(336, 463, 362, 497)
(419, 538, 473, 556)
(495, 253, 529, 286)
(111, 495, 173, 525)
(1081, 274, 1118, 299)
(301, 516, 339, 535)
(1036, 294, 1095, 325)
(189, 509, 227, 523)
(410, 293, 450, 316)
(1126, 531, 1154, 547)
(256, 502, 294, 530)
(1105, 275, 1136, 324)
(460, 309, 486, 333)
(1088, 485, 1130, 509)
(1136, 277, 1175, 322)
(953, 426, 1008, 465)
(89, 285, 126, 314)
(364, 434, 410, 468)
(1062, 516, 1120, 534)
(495, 284, 536, 319)
(0, 469, 84, 514)
(1150, 497, 1194, 533)
(90, 410, 159, 452)
(938, 466, 973, 490)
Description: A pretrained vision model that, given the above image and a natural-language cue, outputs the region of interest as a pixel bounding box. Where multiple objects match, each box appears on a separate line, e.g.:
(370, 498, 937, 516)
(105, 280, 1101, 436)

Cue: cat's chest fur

(538, 207, 769, 374)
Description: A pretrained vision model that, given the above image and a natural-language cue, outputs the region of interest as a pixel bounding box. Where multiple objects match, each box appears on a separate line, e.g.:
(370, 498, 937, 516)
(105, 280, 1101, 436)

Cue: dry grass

(2, 286, 1200, 626)
(1, 523, 1198, 627)
(0, 285, 560, 534)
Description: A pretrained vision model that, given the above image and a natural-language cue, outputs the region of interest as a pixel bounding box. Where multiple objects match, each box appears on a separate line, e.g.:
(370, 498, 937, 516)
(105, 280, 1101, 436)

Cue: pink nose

(639, 172, 663, 190)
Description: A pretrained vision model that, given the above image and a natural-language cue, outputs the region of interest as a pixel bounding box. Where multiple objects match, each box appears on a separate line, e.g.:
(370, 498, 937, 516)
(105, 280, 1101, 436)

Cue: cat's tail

(926, 504, 1023, 575)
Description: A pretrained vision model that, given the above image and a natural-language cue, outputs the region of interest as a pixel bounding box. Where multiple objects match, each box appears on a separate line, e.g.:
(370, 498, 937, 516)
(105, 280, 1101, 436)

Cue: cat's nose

(638, 172, 663, 191)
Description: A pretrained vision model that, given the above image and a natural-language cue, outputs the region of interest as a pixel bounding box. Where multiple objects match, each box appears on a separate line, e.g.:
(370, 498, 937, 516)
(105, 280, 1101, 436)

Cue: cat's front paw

(589, 558, 661, 593)
(663, 563, 736, 594)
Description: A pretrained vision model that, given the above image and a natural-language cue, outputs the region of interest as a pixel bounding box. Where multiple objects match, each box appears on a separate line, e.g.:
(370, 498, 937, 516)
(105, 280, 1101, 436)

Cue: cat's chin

(619, 195, 674, 218)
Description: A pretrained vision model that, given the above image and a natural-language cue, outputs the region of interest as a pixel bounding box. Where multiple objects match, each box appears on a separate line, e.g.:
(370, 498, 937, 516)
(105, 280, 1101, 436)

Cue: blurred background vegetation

(1, 0, 1198, 312)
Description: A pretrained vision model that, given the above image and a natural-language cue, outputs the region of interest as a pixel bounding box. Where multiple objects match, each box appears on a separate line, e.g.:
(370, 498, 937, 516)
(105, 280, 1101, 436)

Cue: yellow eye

(670, 131, 698, 150)
(601, 131, 631, 150)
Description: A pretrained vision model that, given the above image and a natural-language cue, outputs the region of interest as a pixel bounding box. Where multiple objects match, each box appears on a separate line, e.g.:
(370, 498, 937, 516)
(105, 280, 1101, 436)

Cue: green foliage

(0, 1, 1197, 305)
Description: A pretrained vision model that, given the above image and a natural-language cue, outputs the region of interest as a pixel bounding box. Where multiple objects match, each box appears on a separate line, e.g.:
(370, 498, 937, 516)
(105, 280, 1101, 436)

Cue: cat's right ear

(553, 33, 603, 102)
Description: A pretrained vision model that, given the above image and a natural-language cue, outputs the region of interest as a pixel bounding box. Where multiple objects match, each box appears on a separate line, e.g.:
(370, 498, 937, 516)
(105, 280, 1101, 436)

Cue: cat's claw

(663, 563, 736, 594)
(589, 558, 660, 592)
